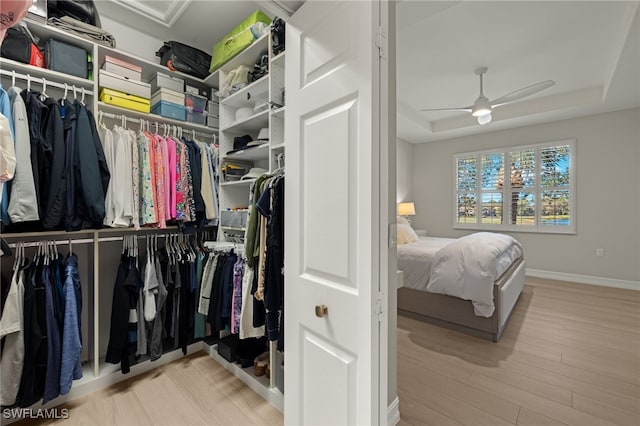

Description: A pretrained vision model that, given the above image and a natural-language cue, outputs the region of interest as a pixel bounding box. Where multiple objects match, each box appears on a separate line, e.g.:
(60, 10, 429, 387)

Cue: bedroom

(393, 1, 640, 425)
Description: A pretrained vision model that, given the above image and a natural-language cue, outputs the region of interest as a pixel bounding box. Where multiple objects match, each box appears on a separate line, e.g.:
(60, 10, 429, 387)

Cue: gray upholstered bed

(397, 235, 526, 342)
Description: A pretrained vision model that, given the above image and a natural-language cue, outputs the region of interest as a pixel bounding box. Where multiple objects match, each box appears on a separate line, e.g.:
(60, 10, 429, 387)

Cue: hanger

(41, 78, 48, 99)
(64, 83, 69, 100)
(69, 238, 73, 255)
(27, 74, 31, 92)
(72, 85, 77, 100)
(11, 70, 16, 87)
(81, 87, 86, 105)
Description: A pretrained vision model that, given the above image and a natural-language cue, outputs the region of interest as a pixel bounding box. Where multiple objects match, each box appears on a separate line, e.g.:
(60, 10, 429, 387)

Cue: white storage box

(150, 72, 184, 94)
(100, 70, 151, 99)
(102, 55, 142, 81)
(151, 88, 185, 106)
(207, 100, 219, 113)
(206, 114, 219, 128)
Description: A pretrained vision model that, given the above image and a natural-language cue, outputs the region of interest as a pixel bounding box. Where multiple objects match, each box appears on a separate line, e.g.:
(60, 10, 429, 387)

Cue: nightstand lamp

(397, 202, 416, 225)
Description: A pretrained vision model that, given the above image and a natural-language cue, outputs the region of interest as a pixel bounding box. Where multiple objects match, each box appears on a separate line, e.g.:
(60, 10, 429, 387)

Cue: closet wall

(396, 138, 414, 203)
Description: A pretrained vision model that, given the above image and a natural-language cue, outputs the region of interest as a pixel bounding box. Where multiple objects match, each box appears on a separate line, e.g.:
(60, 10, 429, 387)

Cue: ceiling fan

(420, 67, 555, 125)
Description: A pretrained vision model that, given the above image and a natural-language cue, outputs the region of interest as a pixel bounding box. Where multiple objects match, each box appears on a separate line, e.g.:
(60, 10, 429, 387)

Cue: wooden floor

(18, 353, 283, 426)
(397, 278, 640, 426)
(17, 278, 639, 426)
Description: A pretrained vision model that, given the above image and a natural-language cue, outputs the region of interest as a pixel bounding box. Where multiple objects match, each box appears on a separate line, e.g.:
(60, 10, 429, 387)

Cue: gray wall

(411, 108, 640, 283)
(396, 138, 414, 203)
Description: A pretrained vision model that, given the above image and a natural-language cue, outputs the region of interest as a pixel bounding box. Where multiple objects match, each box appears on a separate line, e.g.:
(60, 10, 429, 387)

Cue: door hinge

(375, 26, 386, 59)
(376, 291, 385, 322)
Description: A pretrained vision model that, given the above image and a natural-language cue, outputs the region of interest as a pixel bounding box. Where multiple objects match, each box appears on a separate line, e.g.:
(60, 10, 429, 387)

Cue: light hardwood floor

(18, 353, 283, 426)
(17, 278, 639, 425)
(397, 278, 640, 426)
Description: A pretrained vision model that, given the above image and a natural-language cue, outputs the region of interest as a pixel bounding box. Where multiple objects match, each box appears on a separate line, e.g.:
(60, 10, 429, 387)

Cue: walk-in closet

(1, 1, 395, 424)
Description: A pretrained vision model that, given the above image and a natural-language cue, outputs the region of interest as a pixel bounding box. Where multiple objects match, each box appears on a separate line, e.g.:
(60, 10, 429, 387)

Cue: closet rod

(99, 111, 217, 142)
(0, 69, 94, 96)
(8, 238, 95, 248)
(6, 233, 196, 248)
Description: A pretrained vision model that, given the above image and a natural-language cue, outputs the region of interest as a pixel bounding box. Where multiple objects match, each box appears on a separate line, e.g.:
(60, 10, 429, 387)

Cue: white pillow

(397, 223, 418, 244)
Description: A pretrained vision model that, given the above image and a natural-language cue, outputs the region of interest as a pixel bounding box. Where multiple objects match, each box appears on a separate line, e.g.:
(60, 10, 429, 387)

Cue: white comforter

(426, 232, 523, 317)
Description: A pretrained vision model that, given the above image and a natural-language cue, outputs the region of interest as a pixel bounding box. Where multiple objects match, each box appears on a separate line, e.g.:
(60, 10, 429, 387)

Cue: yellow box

(99, 88, 150, 113)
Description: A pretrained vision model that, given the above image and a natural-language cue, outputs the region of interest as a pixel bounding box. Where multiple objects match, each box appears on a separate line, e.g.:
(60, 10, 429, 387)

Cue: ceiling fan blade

(420, 107, 472, 112)
(490, 80, 555, 107)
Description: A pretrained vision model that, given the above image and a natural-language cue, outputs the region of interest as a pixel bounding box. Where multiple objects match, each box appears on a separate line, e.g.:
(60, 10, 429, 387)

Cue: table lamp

(397, 202, 416, 224)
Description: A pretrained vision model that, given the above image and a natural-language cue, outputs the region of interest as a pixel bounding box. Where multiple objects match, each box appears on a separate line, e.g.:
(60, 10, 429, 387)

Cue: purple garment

(231, 258, 244, 334)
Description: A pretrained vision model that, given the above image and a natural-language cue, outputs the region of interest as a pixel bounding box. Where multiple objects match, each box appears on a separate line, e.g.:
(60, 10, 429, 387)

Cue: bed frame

(398, 257, 526, 342)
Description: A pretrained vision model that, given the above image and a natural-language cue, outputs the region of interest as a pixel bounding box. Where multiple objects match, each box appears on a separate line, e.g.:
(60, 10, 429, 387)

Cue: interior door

(285, 1, 389, 424)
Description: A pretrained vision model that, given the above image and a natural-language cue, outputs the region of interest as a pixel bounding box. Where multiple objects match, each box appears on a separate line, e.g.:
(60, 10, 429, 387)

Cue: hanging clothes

(105, 252, 140, 374)
(59, 253, 82, 395)
(0, 85, 16, 225)
(6, 87, 38, 223)
(0, 261, 26, 406)
(41, 98, 67, 230)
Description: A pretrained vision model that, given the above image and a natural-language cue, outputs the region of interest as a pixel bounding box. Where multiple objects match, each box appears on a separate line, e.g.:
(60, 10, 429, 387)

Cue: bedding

(427, 232, 523, 317)
(397, 233, 523, 317)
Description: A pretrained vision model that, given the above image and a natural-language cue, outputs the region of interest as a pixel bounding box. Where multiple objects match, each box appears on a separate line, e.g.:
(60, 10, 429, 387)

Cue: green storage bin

(209, 10, 272, 73)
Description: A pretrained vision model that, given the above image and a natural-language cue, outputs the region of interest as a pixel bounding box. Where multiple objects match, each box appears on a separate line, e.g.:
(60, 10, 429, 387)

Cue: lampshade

(477, 113, 492, 125)
(397, 202, 416, 216)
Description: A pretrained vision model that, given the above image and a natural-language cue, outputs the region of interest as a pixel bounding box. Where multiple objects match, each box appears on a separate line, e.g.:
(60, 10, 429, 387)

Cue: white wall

(412, 108, 640, 284)
(396, 138, 414, 203)
(100, 16, 164, 62)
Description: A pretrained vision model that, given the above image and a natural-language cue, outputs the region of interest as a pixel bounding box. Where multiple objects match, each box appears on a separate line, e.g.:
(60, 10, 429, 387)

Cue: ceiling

(95, 1, 639, 145)
(397, 1, 640, 143)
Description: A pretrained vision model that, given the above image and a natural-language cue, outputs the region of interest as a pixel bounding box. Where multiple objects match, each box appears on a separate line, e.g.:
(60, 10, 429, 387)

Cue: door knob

(315, 305, 328, 318)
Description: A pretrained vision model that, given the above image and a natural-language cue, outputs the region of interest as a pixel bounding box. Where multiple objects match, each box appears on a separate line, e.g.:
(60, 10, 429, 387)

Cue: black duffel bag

(47, 0, 101, 27)
(156, 41, 212, 79)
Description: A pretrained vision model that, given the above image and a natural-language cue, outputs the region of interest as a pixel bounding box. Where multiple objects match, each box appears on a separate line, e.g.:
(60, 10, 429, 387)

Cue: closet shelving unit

(0, 17, 220, 411)
(203, 26, 286, 411)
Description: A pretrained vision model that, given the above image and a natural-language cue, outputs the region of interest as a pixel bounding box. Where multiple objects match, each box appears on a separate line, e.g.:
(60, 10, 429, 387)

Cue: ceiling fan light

(477, 113, 492, 125)
(471, 96, 492, 117)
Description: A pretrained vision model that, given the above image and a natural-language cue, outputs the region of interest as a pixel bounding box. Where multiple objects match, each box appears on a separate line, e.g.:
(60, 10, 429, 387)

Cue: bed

(396, 231, 525, 342)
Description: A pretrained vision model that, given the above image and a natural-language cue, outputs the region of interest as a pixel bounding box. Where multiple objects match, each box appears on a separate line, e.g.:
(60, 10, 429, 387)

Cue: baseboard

(526, 268, 640, 291)
(388, 396, 400, 425)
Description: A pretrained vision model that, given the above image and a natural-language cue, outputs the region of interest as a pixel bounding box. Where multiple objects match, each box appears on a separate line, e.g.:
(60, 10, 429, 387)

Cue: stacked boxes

(99, 55, 151, 113)
(150, 72, 186, 120)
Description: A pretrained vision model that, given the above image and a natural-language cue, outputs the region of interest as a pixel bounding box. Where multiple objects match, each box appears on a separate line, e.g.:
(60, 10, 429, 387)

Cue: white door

(285, 1, 391, 424)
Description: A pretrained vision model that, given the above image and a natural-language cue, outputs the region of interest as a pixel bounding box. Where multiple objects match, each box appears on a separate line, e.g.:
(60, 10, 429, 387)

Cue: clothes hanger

(27, 74, 31, 92)
(40, 78, 48, 100)
(81, 87, 86, 106)
(69, 238, 73, 255)
(72, 85, 77, 101)
(11, 70, 16, 87)
(64, 83, 69, 100)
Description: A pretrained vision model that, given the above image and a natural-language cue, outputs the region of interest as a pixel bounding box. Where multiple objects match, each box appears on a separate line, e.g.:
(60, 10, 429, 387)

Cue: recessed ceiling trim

(112, 0, 192, 28)
(603, 3, 639, 101)
(432, 87, 603, 133)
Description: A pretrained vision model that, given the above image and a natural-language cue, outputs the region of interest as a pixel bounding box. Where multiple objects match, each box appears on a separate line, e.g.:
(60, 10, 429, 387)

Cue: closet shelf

(1, 225, 215, 240)
(271, 106, 286, 117)
(97, 44, 209, 89)
(0, 58, 95, 90)
(271, 51, 286, 67)
(221, 109, 269, 133)
(25, 18, 95, 51)
(221, 178, 256, 187)
(216, 32, 270, 75)
(220, 226, 246, 232)
(271, 143, 286, 151)
(223, 143, 269, 162)
(221, 75, 270, 108)
(98, 102, 218, 133)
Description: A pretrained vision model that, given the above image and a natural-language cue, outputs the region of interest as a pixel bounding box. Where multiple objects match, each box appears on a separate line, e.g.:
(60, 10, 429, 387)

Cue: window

(454, 140, 575, 233)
